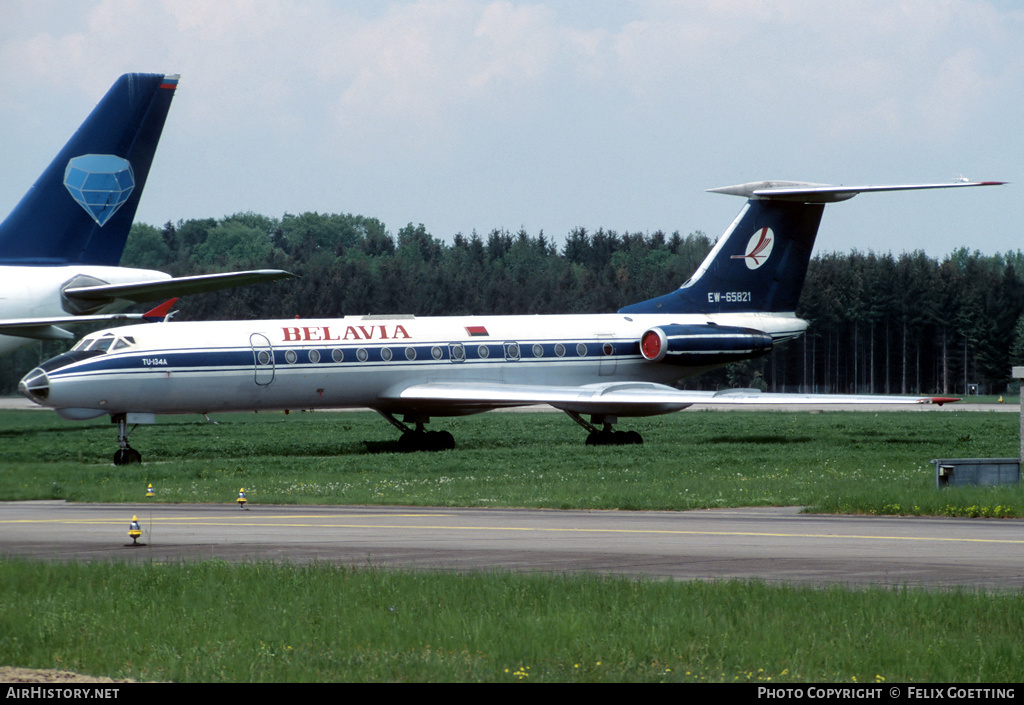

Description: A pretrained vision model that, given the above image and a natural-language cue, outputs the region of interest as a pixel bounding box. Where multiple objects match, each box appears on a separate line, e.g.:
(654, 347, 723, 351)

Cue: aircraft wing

(0, 313, 147, 340)
(0, 299, 178, 340)
(387, 382, 957, 417)
(63, 269, 294, 305)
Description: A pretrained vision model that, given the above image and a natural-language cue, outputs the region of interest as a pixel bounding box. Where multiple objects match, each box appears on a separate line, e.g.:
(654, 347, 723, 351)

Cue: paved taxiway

(2, 501, 1022, 590)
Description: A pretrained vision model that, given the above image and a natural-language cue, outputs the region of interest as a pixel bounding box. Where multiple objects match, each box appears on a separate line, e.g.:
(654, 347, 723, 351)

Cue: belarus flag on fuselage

(466, 326, 488, 337)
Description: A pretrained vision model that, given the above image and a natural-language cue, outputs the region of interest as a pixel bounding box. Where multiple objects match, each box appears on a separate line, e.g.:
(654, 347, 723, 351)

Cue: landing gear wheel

(431, 430, 455, 451)
(624, 430, 643, 445)
(566, 412, 642, 446)
(398, 429, 455, 452)
(114, 448, 142, 465)
(585, 429, 643, 446)
(112, 414, 143, 465)
(379, 413, 456, 452)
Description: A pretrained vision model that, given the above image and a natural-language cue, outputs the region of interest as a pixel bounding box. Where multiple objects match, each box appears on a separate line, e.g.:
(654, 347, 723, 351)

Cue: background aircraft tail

(619, 180, 1003, 316)
(0, 73, 178, 266)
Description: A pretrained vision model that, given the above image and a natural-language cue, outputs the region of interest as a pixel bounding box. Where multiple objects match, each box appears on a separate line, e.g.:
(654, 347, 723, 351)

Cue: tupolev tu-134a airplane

(20, 179, 1002, 464)
(0, 73, 290, 357)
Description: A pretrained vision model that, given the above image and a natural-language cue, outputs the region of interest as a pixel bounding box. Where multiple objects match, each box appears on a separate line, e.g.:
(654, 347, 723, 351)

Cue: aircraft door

(598, 338, 618, 376)
(250, 333, 275, 386)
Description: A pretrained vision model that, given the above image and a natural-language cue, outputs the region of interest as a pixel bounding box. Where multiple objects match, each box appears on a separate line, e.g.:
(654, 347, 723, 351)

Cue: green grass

(1, 559, 1022, 683)
(1, 408, 1021, 517)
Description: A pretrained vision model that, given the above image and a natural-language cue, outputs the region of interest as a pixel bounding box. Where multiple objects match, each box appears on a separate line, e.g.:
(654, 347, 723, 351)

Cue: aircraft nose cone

(18, 367, 50, 405)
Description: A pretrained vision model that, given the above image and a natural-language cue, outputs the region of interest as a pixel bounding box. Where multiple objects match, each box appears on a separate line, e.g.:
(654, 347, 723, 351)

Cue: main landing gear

(378, 411, 455, 452)
(112, 414, 143, 465)
(564, 411, 643, 446)
(377, 410, 642, 450)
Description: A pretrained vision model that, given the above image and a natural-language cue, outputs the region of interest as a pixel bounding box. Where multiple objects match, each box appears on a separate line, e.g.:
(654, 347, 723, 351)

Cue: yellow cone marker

(237, 488, 248, 510)
(128, 515, 142, 545)
(146, 484, 155, 498)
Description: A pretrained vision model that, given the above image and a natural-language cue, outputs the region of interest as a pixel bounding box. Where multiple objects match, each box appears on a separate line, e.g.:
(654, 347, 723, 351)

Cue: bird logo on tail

(731, 227, 774, 270)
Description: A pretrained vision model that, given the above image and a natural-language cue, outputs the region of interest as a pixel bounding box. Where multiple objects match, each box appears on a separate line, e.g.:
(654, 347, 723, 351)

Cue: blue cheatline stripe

(47, 339, 645, 381)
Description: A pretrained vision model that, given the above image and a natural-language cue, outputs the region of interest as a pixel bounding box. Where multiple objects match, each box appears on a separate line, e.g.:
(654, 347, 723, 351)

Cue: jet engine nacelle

(639, 324, 774, 366)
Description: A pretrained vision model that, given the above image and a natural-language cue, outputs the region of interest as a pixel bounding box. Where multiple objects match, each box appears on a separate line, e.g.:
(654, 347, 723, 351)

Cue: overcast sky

(1, 0, 1020, 259)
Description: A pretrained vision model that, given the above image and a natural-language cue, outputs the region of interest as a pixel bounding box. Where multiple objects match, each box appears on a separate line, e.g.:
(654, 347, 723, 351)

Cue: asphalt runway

(2, 501, 1022, 590)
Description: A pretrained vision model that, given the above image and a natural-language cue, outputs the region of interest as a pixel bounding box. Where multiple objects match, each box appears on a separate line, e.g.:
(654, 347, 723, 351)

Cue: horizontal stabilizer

(64, 269, 294, 305)
(707, 180, 1005, 203)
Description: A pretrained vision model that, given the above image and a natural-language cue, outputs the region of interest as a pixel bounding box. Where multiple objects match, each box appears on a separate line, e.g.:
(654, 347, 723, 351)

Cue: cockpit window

(112, 336, 136, 351)
(74, 333, 117, 353)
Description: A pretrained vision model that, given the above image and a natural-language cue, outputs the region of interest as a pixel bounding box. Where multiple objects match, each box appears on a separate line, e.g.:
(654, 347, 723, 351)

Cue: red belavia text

(281, 325, 412, 342)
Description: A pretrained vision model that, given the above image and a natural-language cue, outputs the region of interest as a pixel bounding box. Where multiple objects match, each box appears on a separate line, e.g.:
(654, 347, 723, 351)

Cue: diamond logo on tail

(731, 227, 774, 270)
(64, 154, 135, 226)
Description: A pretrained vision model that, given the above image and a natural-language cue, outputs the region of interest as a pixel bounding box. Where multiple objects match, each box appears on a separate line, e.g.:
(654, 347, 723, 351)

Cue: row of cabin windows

(260, 342, 618, 366)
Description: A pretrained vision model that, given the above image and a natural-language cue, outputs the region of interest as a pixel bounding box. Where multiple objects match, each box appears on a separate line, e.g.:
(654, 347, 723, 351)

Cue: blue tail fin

(0, 73, 178, 265)
(619, 179, 1005, 315)
(620, 187, 824, 315)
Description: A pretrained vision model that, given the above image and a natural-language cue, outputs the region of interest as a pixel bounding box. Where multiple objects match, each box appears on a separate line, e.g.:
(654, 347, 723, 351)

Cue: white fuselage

(0, 264, 170, 355)
(25, 311, 807, 419)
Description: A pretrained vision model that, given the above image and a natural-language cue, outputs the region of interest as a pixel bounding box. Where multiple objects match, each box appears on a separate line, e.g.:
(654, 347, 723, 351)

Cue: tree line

(3, 211, 1023, 396)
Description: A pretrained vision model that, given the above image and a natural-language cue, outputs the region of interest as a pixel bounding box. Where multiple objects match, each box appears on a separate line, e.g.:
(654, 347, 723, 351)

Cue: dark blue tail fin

(0, 73, 178, 265)
(620, 186, 825, 314)
(619, 179, 1005, 315)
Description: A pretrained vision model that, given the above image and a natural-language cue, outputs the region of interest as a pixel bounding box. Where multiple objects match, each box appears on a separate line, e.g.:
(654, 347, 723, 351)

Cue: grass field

(2, 406, 1023, 683)
(1, 407, 1021, 516)
(2, 559, 1022, 683)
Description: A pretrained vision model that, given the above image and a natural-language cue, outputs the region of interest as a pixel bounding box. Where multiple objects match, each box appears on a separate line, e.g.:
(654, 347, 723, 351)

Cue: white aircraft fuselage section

(28, 311, 805, 419)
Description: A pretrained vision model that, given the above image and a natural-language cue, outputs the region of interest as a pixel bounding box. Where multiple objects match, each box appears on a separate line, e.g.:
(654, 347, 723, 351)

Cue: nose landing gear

(112, 414, 142, 465)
